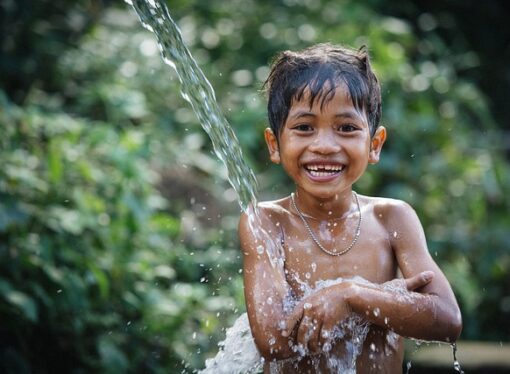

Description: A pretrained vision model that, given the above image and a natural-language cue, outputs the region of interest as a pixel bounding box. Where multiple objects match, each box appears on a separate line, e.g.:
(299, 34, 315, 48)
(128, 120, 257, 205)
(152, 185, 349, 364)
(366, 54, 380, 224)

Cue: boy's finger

(296, 315, 311, 349)
(308, 319, 322, 353)
(405, 271, 434, 291)
(281, 305, 303, 337)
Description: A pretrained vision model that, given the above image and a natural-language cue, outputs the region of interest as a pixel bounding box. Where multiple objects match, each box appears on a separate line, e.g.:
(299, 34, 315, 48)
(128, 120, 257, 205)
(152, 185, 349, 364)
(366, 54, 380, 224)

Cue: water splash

(199, 313, 263, 374)
(126, 0, 258, 212)
(201, 277, 375, 374)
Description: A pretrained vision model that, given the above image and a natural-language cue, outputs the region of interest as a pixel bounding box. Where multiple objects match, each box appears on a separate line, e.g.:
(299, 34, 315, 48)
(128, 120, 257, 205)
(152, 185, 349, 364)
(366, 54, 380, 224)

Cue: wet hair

(264, 43, 381, 137)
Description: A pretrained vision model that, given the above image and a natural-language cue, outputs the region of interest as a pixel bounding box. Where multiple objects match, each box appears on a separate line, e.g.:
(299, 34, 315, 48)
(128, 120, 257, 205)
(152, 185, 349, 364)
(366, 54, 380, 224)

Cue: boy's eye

(294, 124, 313, 131)
(338, 124, 358, 132)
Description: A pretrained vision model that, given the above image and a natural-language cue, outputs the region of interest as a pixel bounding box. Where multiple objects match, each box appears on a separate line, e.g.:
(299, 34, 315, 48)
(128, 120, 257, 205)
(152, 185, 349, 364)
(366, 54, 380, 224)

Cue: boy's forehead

(290, 84, 355, 112)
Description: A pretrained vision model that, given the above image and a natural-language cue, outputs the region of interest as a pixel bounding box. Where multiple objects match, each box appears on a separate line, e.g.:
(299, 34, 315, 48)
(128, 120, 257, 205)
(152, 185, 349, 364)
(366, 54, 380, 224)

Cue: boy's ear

(369, 126, 386, 164)
(264, 128, 280, 164)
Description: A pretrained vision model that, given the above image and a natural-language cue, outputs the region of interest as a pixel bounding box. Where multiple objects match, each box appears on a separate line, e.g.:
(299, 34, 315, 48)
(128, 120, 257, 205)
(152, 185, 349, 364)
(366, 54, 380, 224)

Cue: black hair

(264, 43, 381, 137)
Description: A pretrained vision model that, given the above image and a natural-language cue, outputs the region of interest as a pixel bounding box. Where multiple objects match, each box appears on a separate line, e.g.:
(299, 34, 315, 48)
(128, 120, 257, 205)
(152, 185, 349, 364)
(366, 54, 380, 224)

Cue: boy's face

(265, 83, 386, 200)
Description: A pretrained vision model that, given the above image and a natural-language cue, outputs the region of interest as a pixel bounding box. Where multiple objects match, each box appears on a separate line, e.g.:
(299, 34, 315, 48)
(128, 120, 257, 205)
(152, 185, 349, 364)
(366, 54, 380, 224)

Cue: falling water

(126, 0, 257, 212)
(452, 343, 465, 374)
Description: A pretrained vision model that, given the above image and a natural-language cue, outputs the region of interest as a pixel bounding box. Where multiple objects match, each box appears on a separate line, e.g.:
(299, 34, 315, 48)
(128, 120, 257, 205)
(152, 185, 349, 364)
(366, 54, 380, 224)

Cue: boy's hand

(404, 270, 434, 291)
(281, 271, 434, 354)
(281, 282, 355, 354)
(383, 270, 434, 292)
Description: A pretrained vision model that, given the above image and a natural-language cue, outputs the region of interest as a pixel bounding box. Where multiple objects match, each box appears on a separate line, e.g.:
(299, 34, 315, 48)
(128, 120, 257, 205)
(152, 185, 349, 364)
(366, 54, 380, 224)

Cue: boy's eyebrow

(288, 109, 363, 120)
(335, 111, 362, 119)
(288, 110, 316, 119)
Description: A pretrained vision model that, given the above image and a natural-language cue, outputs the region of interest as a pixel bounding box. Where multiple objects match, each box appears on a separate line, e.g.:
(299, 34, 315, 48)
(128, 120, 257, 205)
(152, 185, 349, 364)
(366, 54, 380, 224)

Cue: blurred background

(1, 0, 509, 372)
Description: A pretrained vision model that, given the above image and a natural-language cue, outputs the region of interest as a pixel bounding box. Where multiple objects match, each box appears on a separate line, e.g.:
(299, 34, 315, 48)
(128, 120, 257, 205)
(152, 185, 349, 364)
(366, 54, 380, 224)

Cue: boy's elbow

(252, 325, 294, 361)
(442, 306, 462, 343)
(254, 335, 292, 361)
(449, 310, 463, 342)
(256, 342, 277, 362)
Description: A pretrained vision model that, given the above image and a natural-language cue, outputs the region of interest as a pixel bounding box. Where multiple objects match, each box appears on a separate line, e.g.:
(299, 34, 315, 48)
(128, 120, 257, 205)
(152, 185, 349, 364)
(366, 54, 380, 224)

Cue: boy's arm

(283, 200, 462, 352)
(348, 200, 462, 341)
(239, 209, 296, 360)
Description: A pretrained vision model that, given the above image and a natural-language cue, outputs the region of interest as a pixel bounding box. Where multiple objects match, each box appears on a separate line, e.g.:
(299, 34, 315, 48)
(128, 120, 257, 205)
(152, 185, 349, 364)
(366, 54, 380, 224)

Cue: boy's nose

(308, 130, 341, 154)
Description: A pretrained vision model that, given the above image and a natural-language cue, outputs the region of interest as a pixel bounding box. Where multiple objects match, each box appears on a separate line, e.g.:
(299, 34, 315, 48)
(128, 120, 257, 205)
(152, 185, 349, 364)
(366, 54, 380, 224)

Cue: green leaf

(5, 290, 38, 323)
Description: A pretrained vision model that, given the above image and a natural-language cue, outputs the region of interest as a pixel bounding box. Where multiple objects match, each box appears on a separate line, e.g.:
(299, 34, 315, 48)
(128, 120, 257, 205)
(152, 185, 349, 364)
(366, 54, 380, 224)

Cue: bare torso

(261, 194, 404, 373)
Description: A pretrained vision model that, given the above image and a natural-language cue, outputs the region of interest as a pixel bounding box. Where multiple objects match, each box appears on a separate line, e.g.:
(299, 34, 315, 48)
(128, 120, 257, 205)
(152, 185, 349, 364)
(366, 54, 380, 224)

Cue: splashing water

(126, 0, 257, 212)
(200, 313, 264, 374)
(199, 277, 379, 374)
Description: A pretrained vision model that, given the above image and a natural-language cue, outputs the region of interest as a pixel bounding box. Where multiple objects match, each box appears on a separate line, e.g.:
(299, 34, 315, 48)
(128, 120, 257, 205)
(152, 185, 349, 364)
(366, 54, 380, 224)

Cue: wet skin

(239, 85, 462, 373)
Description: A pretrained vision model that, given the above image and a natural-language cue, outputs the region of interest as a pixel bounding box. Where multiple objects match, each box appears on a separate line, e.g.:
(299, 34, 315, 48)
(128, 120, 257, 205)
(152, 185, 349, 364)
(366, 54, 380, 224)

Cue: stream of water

(126, 0, 258, 212)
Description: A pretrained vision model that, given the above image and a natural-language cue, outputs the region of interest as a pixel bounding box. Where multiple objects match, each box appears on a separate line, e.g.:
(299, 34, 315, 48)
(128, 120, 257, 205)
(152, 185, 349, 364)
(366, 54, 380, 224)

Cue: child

(238, 44, 462, 373)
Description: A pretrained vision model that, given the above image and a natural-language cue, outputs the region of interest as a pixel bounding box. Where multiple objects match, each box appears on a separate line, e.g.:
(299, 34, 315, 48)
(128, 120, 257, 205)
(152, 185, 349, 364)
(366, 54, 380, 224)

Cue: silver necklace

(290, 192, 362, 256)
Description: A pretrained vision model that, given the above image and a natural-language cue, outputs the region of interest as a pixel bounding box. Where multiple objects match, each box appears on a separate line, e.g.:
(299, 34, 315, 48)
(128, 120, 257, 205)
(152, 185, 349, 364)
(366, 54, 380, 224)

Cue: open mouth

(304, 163, 345, 178)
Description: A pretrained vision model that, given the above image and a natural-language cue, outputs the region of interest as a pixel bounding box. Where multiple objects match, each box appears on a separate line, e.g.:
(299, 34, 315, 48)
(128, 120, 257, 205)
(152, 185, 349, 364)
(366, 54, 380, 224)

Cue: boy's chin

(297, 186, 347, 200)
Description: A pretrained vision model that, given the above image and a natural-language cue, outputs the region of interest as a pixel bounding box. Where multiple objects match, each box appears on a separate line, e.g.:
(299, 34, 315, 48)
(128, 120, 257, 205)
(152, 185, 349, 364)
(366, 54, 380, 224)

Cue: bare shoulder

(240, 197, 290, 222)
(238, 197, 291, 236)
(359, 194, 419, 228)
(360, 194, 428, 260)
(238, 197, 291, 261)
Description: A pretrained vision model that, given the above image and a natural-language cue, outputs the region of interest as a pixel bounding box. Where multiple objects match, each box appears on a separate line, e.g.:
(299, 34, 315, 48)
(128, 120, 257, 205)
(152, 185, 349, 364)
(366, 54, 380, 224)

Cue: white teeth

(306, 164, 343, 172)
(306, 164, 344, 176)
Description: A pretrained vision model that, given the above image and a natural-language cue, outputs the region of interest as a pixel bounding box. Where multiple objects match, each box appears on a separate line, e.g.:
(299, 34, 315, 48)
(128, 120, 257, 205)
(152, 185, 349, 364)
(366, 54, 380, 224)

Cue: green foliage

(1, 0, 509, 372)
(0, 94, 244, 372)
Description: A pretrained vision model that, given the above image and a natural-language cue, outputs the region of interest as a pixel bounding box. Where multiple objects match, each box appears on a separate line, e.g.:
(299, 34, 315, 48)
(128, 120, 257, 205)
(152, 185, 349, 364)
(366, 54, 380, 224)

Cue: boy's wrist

(342, 281, 361, 311)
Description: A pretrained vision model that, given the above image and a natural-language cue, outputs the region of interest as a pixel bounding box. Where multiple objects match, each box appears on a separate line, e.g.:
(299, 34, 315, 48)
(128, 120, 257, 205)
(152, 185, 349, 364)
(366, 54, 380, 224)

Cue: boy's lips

(302, 162, 345, 180)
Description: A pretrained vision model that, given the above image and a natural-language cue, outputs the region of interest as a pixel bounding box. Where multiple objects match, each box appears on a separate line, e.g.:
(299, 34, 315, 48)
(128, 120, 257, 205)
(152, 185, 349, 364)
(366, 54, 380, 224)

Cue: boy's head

(264, 43, 381, 138)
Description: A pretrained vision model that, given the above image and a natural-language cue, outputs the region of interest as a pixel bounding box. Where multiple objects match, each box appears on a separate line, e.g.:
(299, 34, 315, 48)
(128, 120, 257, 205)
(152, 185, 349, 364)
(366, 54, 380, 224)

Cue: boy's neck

(292, 188, 356, 221)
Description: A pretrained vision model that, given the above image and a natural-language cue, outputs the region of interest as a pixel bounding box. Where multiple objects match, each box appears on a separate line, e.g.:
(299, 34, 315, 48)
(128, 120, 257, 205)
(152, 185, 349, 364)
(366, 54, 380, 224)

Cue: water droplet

(304, 303, 312, 310)
(256, 245, 264, 254)
(373, 307, 380, 317)
(266, 297, 273, 305)
(305, 272, 311, 279)
(451, 343, 464, 373)
(311, 262, 317, 272)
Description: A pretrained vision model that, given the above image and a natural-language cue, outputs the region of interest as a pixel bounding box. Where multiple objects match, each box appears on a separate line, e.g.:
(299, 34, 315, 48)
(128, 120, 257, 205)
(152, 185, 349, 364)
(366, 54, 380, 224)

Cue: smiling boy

(239, 44, 462, 373)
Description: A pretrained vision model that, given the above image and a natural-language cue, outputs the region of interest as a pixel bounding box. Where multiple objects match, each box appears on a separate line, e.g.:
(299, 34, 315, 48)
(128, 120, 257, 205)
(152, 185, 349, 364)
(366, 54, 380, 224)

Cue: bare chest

(281, 215, 397, 296)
